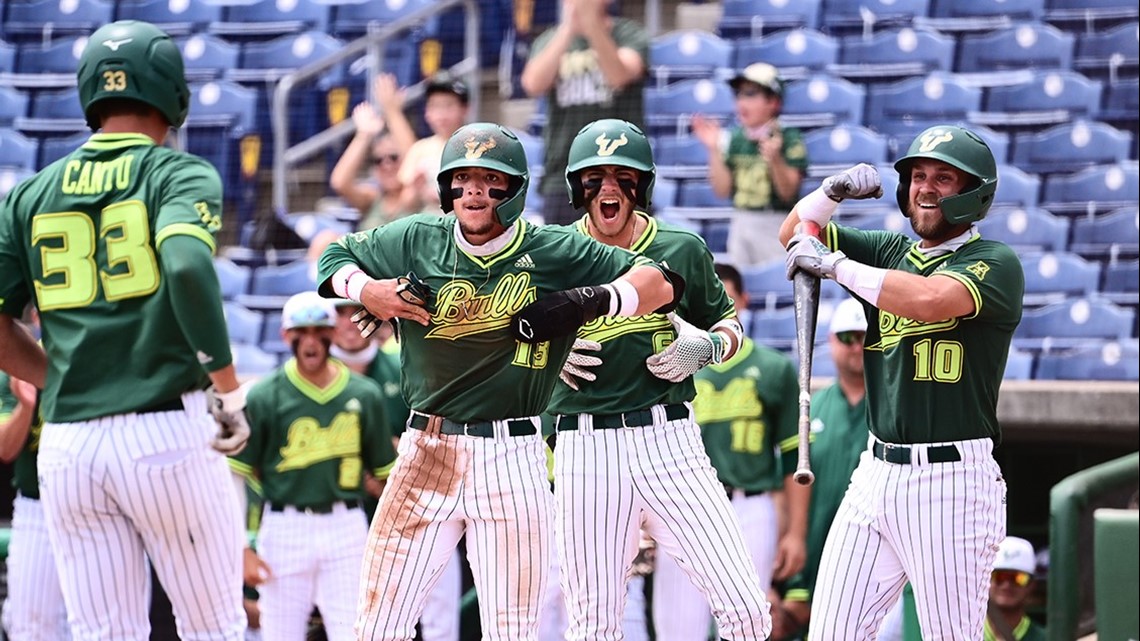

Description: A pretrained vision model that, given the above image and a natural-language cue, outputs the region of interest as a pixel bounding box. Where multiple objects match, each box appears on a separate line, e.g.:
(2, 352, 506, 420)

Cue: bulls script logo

(917, 129, 955, 153)
(865, 309, 959, 351)
(427, 273, 536, 340)
(464, 136, 497, 160)
(102, 38, 134, 51)
(595, 133, 628, 156)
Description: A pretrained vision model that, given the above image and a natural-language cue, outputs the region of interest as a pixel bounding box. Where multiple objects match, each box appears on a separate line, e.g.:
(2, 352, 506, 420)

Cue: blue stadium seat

(820, 0, 930, 35)
(178, 35, 241, 83)
(1070, 206, 1140, 259)
(1043, 0, 1138, 31)
(1035, 340, 1139, 381)
(718, 0, 822, 39)
(992, 164, 1041, 208)
(15, 88, 86, 136)
(331, 0, 434, 40)
(215, 258, 253, 302)
(1012, 120, 1133, 174)
(1004, 348, 1035, 380)
(185, 81, 260, 199)
(733, 29, 838, 81)
(749, 306, 798, 349)
(978, 207, 1068, 252)
(281, 212, 352, 243)
(1102, 259, 1139, 305)
(653, 136, 710, 180)
(231, 343, 279, 377)
(677, 181, 734, 208)
(830, 28, 955, 81)
(210, 0, 330, 41)
(918, 0, 1044, 33)
(0, 127, 37, 170)
(1015, 298, 1135, 351)
(1020, 251, 1101, 305)
(38, 130, 90, 169)
(644, 79, 735, 137)
(1, 0, 113, 42)
(1041, 162, 1139, 214)
(1074, 23, 1139, 79)
(117, 0, 224, 38)
(9, 38, 84, 89)
(702, 220, 731, 254)
(864, 73, 981, 135)
(239, 260, 317, 312)
(231, 31, 346, 85)
(802, 125, 889, 177)
(0, 39, 14, 72)
(957, 23, 1075, 74)
(742, 260, 793, 309)
(0, 166, 33, 198)
(781, 74, 865, 130)
(973, 70, 1102, 131)
(653, 178, 679, 212)
(649, 31, 733, 88)
(811, 340, 837, 379)
(223, 302, 264, 345)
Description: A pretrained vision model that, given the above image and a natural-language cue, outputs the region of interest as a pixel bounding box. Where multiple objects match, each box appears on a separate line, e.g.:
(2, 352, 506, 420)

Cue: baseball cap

(830, 298, 868, 335)
(425, 71, 470, 105)
(993, 536, 1037, 575)
(728, 62, 784, 98)
(281, 292, 337, 330)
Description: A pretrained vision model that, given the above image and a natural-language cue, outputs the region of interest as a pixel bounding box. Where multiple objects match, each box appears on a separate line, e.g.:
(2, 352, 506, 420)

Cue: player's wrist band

(798, 186, 840, 226)
(834, 259, 886, 305)
(601, 279, 639, 317)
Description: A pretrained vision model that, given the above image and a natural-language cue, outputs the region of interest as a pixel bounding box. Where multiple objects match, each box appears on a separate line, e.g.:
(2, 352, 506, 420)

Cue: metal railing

(270, 0, 481, 215)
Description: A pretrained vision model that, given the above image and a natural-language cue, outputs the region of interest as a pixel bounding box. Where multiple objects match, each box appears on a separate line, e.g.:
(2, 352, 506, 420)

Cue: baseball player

(0, 20, 251, 641)
(653, 262, 806, 641)
(329, 298, 463, 641)
(229, 291, 398, 641)
(315, 122, 679, 640)
(548, 119, 771, 641)
(1, 335, 71, 641)
(781, 124, 1023, 639)
(773, 296, 870, 639)
(986, 537, 1047, 641)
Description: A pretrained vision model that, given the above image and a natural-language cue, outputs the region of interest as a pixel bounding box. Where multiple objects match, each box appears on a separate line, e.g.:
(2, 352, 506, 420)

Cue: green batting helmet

(77, 20, 190, 130)
(437, 123, 530, 227)
(565, 119, 656, 209)
(894, 125, 998, 225)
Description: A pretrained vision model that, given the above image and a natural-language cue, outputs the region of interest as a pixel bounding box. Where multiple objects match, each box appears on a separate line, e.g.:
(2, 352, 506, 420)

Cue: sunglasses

(372, 154, 400, 166)
(835, 331, 866, 345)
(991, 570, 1031, 587)
(735, 87, 775, 99)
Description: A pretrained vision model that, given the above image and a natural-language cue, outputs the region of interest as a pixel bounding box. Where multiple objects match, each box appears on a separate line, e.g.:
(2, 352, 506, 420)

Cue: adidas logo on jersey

(345, 398, 362, 412)
(514, 253, 535, 269)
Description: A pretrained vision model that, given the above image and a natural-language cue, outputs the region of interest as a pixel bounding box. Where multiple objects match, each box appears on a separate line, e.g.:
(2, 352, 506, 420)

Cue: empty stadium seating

(830, 28, 956, 81)
(733, 29, 838, 81)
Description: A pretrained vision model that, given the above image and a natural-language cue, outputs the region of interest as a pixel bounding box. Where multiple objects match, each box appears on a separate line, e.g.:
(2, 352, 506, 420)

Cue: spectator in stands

(520, 0, 649, 225)
(770, 296, 870, 640)
(398, 70, 471, 212)
(329, 73, 420, 230)
(987, 537, 1047, 641)
(692, 62, 807, 266)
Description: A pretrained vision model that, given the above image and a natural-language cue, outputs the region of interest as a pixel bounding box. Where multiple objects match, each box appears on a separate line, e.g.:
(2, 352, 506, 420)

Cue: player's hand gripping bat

(790, 221, 821, 486)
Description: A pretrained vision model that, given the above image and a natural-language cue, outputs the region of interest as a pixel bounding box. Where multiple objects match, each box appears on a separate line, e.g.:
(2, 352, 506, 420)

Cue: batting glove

(822, 163, 884, 202)
(645, 313, 726, 383)
(350, 308, 384, 339)
(207, 382, 253, 456)
(785, 234, 847, 281)
(560, 338, 603, 390)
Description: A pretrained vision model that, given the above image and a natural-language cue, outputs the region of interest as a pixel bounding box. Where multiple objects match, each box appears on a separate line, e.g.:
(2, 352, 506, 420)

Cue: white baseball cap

(830, 298, 868, 335)
(993, 536, 1036, 575)
(281, 291, 337, 330)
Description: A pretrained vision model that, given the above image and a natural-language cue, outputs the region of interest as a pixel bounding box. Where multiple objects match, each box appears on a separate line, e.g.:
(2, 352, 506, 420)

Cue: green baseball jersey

(823, 224, 1024, 444)
(530, 18, 648, 198)
(361, 349, 409, 434)
(317, 215, 651, 422)
(985, 617, 1046, 641)
(691, 338, 799, 492)
(725, 124, 808, 211)
(548, 214, 734, 415)
(803, 383, 869, 597)
(230, 359, 397, 507)
(0, 372, 41, 499)
(0, 133, 228, 422)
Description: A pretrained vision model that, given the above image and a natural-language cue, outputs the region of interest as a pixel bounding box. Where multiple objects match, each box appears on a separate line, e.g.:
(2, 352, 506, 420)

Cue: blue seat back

(781, 74, 865, 129)
(0, 127, 37, 170)
(957, 23, 1075, 73)
(1012, 120, 1132, 174)
(733, 29, 838, 79)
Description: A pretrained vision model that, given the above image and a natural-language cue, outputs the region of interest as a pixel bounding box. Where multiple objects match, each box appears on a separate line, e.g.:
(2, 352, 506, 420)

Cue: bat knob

(793, 469, 815, 486)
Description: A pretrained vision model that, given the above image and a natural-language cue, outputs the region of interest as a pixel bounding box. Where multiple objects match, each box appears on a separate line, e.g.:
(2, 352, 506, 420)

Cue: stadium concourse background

(1, 0, 1138, 638)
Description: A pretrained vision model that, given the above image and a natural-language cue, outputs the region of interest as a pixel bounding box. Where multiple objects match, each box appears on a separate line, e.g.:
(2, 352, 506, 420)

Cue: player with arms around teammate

(550, 119, 771, 641)
(780, 125, 1024, 640)
(316, 122, 678, 640)
(0, 20, 251, 641)
(230, 292, 398, 641)
(653, 262, 806, 641)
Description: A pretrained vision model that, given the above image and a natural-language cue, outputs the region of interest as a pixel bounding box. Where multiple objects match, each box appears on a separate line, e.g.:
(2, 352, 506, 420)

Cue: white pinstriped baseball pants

(2, 494, 71, 641)
(810, 436, 1006, 641)
(554, 405, 772, 641)
(36, 392, 247, 641)
(355, 422, 552, 641)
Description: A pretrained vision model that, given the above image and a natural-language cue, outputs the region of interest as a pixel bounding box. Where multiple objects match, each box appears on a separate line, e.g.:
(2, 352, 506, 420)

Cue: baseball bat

(791, 221, 821, 486)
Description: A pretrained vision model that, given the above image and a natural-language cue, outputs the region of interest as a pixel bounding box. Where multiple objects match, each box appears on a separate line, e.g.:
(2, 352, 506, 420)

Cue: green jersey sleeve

(358, 377, 398, 479)
(0, 187, 32, 316)
(152, 152, 224, 254)
(229, 374, 275, 479)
